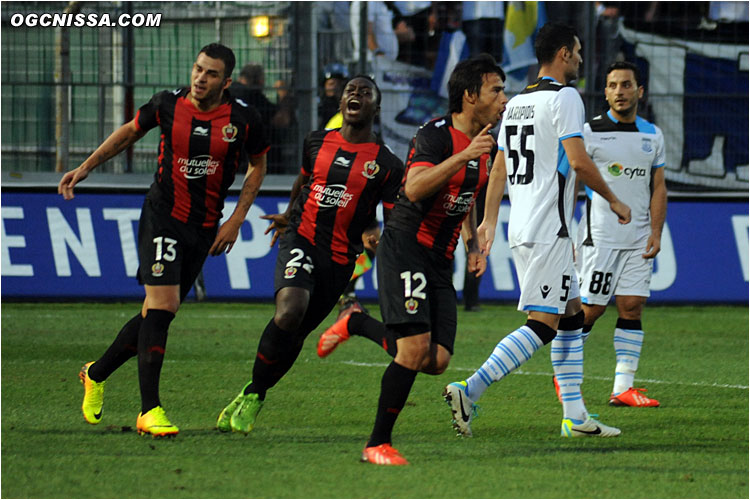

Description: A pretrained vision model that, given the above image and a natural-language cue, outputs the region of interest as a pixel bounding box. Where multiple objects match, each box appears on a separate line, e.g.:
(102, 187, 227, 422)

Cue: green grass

(2, 302, 748, 498)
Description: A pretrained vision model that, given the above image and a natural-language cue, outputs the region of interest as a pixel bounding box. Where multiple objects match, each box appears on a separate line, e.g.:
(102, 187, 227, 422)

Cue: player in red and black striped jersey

(135, 85, 268, 228)
(389, 114, 495, 260)
(317, 55, 508, 464)
(215, 75, 405, 435)
(59, 43, 268, 436)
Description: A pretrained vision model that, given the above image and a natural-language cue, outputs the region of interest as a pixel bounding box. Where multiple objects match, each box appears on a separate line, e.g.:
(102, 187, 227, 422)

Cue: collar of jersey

(331, 129, 381, 152)
(179, 94, 230, 119)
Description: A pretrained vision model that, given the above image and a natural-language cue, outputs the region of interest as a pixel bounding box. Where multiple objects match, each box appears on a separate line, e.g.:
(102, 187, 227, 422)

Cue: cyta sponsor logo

(607, 162, 646, 179)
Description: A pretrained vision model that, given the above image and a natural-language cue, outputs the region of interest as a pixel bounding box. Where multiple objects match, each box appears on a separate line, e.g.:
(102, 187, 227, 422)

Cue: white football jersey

(578, 110, 666, 249)
(498, 77, 584, 247)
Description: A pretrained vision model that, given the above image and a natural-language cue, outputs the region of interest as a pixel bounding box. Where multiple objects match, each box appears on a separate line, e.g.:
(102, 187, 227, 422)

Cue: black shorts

(274, 230, 355, 334)
(376, 228, 458, 354)
(137, 197, 216, 301)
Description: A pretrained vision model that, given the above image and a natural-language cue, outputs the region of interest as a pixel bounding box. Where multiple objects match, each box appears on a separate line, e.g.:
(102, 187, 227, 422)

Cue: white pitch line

(10, 355, 747, 390)
(338, 360, 749, 390)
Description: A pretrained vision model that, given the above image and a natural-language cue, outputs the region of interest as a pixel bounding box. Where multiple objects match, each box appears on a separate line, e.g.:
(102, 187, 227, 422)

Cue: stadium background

(1, 1, 747, 302)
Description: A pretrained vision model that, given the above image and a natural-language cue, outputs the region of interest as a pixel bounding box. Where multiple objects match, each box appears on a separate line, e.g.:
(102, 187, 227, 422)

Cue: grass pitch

(1, 302, 747, 498)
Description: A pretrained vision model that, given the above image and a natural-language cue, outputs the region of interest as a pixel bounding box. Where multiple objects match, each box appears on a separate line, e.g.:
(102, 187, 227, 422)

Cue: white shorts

(576, 245, 653, 306)
(512, 238, 580, 315)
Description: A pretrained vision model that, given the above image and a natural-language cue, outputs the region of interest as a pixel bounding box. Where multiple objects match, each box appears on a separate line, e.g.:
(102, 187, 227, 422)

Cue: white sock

(465, 326, 543, 402)
(612, 323, 644, 395)
(551, 329, 587, 423)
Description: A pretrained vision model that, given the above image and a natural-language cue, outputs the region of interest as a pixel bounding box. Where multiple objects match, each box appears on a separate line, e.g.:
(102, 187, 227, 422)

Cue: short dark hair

(347, 74, 382, 106)
(447, 53, 506, 114)
(198, 43, 236, 79)
(605, 61, 641, 87)
(534, 23, 578, 66)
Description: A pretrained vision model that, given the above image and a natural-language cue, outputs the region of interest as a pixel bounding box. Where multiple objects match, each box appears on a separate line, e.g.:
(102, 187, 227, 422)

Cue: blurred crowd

(235, 1, 747, 173)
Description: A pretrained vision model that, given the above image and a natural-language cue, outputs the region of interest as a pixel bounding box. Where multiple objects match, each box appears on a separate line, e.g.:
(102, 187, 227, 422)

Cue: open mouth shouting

(346, 98, 362, 115)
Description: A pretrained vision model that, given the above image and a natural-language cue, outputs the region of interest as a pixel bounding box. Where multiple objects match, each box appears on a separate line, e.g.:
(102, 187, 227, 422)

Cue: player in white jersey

(443, 23, 631, 439)
(574, 61, 667, 408)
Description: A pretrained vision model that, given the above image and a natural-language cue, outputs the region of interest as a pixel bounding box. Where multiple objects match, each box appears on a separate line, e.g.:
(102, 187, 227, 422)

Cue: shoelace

(471, 403, 481, 419)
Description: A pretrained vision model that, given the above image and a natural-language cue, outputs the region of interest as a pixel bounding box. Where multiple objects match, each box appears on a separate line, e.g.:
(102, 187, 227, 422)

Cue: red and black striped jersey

(135, 87, 270, 228)
(288, 129, 404, 265)
(387, 115, 494, 260)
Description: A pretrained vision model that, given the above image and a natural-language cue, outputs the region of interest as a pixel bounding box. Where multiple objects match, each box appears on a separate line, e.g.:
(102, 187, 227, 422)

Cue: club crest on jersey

(362, 160, 380, 179)
(467, 159, 479, 169)
(405, 298, 419, 315)
(608, 162, 624, 177)
(284, 266, 297, 279)
(641, 138, 653, 153)
(151, 262, 165, 277)
(222, 123, 238, 142)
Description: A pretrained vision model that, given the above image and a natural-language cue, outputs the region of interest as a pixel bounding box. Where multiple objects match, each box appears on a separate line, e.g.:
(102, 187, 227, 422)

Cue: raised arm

(404, 123, 494, 203)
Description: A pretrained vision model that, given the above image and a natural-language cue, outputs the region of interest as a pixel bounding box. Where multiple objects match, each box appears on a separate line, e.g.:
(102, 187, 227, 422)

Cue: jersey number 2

(506, 125, 535, 185)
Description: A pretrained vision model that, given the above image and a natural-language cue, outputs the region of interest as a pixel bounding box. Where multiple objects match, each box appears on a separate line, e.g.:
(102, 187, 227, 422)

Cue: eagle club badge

(151, 262, 165, 277)
(405, 298, 419, 314)
(362, 160, 380, 179)
(284, 266, 297, 279)
(222, 123, 238, 142)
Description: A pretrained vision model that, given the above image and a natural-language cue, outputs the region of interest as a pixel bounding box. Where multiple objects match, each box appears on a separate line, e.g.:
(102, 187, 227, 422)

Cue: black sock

(558, 310, 585, 331)
(616, 318, 642, 330)
(246, 319, 303, 400)
(137, 309, 174, 414)
(342, 278, 357, 297)
(367, 361, 418, 447)
(88, 313, 143, 382)
(348, 312, 398, 357)
(525, 320, 558, 345)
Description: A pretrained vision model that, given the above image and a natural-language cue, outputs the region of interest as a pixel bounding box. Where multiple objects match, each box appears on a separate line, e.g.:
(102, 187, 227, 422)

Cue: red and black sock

(137, 309, 174, 414)
(88, 312, 143, 382)
(246, 319, 304, 400)
(366, 361, 418, 447)
(348, 312, 398, 357)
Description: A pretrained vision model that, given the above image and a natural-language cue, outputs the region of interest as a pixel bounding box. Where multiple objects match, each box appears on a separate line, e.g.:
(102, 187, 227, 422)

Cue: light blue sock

(465, 326, 543, 402)
(551, 329, 587, 423)
(612, 326, 644, 395)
